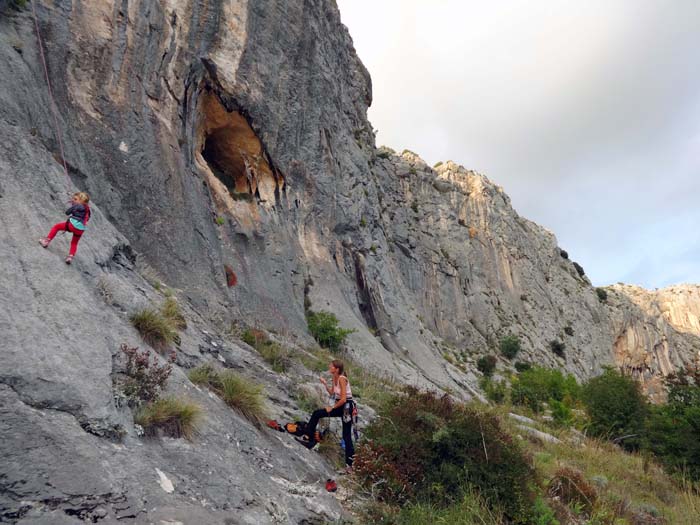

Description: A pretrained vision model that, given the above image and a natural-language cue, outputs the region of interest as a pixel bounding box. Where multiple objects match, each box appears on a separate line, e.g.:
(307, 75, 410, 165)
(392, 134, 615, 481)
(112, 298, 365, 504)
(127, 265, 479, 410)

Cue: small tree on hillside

(306, 310, 355, 352)
(499, 335, 521, 360)
(582, 367, 648, 450)
(477, 355, 497, 377)
(644, 365, 700, 480)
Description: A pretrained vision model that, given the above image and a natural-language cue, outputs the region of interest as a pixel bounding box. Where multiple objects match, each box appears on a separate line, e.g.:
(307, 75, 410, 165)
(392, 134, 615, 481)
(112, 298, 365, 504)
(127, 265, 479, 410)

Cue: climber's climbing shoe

(295, 436, 318, 450)
(65, 255, 74, 265)
(325, 479, 337, 492)
(39, 238, 50, 248)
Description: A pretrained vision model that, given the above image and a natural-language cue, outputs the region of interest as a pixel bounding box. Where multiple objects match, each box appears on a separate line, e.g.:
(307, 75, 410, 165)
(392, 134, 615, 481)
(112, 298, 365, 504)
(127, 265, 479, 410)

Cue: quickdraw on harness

(342, 398, 360, 442)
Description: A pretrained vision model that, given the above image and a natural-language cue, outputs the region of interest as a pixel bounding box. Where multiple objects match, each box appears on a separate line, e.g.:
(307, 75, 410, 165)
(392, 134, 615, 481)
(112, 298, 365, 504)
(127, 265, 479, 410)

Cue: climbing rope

(30, 0, 72, 196)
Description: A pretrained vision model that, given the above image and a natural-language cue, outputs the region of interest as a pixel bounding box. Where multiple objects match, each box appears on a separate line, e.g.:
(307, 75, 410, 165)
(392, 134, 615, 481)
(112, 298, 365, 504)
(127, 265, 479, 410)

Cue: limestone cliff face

(605, 284, 700, 399)
(1, 0, 698, 523)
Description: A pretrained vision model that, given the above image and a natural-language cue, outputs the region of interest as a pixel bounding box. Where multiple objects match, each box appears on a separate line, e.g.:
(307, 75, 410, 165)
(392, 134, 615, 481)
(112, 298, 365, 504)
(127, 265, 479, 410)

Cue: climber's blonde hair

(73, 192, 90, 204)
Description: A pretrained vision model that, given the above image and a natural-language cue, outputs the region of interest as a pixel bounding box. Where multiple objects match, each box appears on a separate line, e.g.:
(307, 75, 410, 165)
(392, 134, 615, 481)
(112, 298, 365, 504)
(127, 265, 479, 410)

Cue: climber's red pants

(47, 221, 83, 256)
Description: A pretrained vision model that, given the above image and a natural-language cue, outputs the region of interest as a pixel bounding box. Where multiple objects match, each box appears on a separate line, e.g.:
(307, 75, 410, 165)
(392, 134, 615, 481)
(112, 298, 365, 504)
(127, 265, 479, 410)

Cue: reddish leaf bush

(353, 442, 413, 503)
(548, 467, 597, 514)
(120, 343, 174, 405)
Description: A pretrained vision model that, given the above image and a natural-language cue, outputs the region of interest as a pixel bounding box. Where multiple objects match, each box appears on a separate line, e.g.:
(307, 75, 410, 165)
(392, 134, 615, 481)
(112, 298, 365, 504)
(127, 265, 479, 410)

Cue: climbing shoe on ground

(65, 255, 74, 265)
(39, 238, 49, 248)
(295, 436, 318, 450)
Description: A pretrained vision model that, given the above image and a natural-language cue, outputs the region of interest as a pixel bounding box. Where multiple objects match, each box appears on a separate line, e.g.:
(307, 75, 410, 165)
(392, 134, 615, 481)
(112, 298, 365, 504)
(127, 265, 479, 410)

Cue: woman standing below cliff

(299, 359, 356, 472)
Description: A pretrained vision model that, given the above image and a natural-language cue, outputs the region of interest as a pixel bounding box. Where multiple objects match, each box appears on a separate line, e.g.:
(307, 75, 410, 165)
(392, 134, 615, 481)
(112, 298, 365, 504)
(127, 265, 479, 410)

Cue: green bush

(499, 335, 521, 360)
(573, 261, 585, 277)
(595, 287, 608, 303)
(377, 146, 394, 159)
(581, 367, 647, 450)
(549, 340, 566, 359)
(644, 366, 700, 480)
(510, 366, 580, 413)
(130, 308, 177, 349)
(477, 355, 497, 377)
(481, 377, 507, 404)
(241, 328, 264, 347)
(354, 388, 538, 523)
(515, 361, 532, 373)
(135, 397, 201, 440)
(531, 496, 559, 525)
(549, 399, 574, 427)
(645, 405, 700, 481)
(306, 310, 355, 352)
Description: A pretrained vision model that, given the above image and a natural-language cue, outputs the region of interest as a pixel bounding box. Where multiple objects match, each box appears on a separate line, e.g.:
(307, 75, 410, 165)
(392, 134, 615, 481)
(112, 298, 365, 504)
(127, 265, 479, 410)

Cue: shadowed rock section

(198, 89, 283, 204)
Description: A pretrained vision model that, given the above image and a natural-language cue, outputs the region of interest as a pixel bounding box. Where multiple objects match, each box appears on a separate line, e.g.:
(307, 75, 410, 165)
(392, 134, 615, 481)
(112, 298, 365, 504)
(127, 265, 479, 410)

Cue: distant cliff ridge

(0, 0, 698, 522)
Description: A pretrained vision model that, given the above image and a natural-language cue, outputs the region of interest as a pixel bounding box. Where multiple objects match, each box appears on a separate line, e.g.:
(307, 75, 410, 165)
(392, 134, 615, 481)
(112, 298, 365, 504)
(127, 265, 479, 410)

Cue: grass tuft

(188, 364, 266, 425)
(188, 364, 221, 389)
(130, 308, 177, 349)
(134, 397, 201, 440)
(162, 297, 187, 330)
(219, 371, 266, 425)
(240, 329, 292, 372)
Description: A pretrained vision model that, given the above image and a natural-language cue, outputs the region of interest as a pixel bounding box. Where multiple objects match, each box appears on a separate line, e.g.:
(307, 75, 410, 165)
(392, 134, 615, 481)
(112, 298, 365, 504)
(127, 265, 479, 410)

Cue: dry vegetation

(134, 397, 201, 440)
(188, 364, 267, 426)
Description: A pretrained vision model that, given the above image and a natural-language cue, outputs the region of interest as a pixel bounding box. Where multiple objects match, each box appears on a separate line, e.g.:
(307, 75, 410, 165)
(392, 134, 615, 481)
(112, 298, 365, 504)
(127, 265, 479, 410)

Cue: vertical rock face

(605, 284, 700, 399)
(0, 0, 698, 522)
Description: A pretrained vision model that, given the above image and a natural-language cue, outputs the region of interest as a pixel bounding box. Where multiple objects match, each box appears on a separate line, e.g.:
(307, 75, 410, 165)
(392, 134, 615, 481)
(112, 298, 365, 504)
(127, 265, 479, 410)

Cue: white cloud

(338, 0, 700, 288)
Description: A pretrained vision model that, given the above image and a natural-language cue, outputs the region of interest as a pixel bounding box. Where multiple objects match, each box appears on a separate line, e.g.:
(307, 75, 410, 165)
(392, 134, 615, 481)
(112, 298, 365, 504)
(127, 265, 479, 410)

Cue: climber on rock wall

(39, 191, 91, 264)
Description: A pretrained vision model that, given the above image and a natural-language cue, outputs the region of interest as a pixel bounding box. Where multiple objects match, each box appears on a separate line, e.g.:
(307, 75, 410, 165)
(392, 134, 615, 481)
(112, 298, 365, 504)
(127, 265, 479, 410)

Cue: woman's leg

(306, 406, 343, 441)
(67, 226, 83, 256)
(342, 418, 354, 467)
(306, 408, 329, 439)
(46, 221, 68, 241)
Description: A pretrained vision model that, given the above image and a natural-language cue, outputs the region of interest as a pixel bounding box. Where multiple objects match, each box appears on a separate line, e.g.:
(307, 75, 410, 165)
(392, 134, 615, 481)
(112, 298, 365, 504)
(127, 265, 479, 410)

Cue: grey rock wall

(1, 0, 698, 522)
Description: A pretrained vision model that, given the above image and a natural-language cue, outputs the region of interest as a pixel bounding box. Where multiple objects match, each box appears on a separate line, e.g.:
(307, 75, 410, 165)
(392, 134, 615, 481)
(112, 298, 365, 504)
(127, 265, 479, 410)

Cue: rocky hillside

(1, 0, 698, 523)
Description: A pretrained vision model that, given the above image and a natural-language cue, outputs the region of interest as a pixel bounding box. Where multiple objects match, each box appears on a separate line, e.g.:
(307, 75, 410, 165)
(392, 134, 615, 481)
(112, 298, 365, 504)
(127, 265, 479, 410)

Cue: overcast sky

(337, 0, 700, 289)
